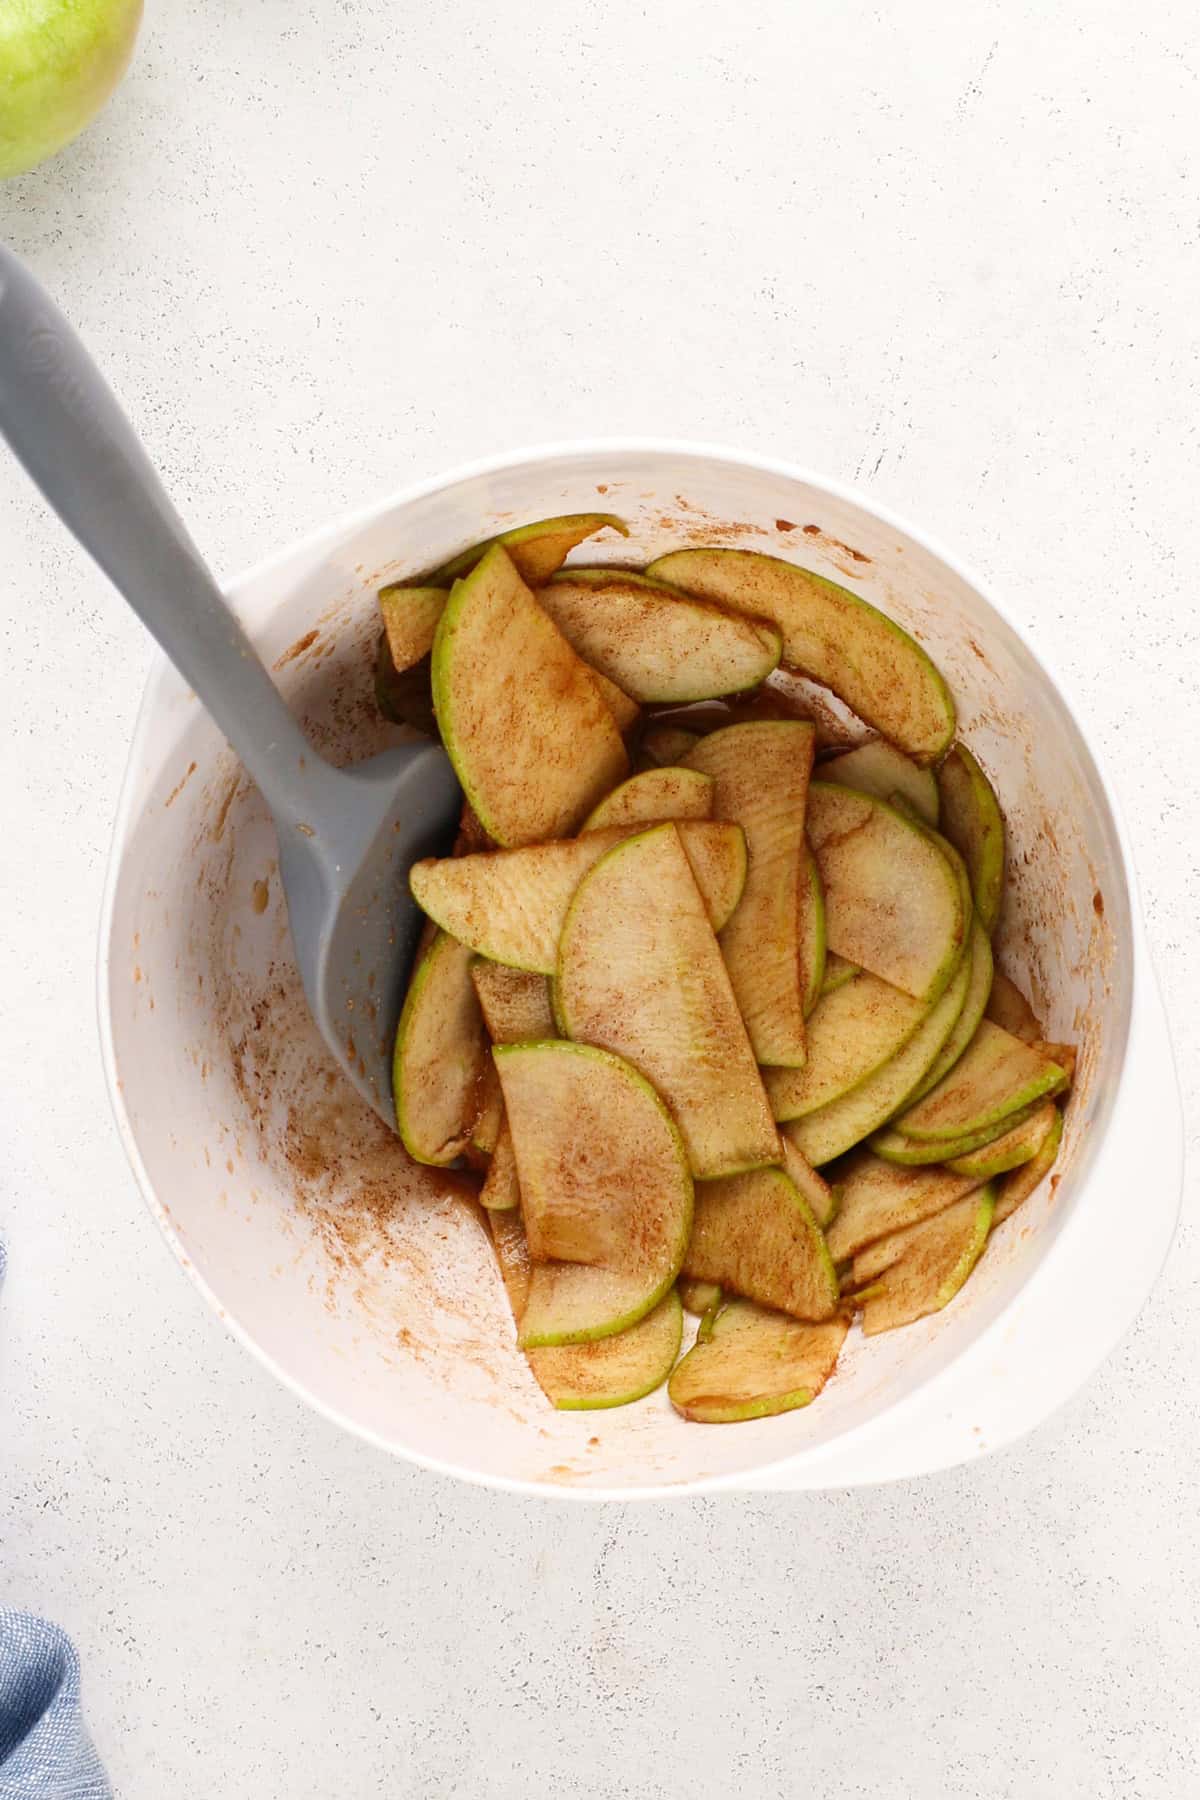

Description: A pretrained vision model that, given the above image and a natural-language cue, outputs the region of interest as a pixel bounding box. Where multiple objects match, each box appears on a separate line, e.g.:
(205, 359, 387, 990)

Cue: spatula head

(277, 740, 461, 1127)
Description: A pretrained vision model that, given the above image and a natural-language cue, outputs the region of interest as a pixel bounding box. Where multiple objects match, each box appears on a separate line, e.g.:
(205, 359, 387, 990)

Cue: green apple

(1, 0, 142, 179)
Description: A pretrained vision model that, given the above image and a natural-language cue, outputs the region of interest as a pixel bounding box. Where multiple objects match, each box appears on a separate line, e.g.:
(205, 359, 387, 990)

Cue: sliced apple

(806, 784, 967, 1003)
(378, 584, 450, 673)
(582, 766, 715, 831)
(647, 549, 955, 762)
(992, 1106, 1064, 1225)
(946, 1097, 1060, 1179)
(556, 823, 780, 1180)
(526, 1290, 683, 1410)
(679, 1277, 723, 1315)
(683, 1166, 839, 1321)
(537, 567, 782, 702)
(822, 738, 939, 826)
(819, 952, 859, 997)
(985, 967, 1042, 1042)
(470, 961, 556, 1043)
(490, 1206, 532, 1319)
(937, 743, 1005, 934)
(684, 721, 816, 1066)
(431, 512, 629, 586)
(869, 1102, 1041, 1166)
(903, 916, 994, 1106)
(668, 1302, 849, 1422)
(764, 969, 928, 1122)
(494, 1040, 693, 1347)
(825, 1153, 985, 1263)
(491, 1201, 685, 1414)
(799, 846, 827, 1017)
(392, 929, 485, 1164)
(782, 952, 970, 1165)
(412, 819, 747, 972)
(469, 1060, 504, 1160)
(432, 545, 627, 846)
(780, 1136, 838, 1230)
(891, 1020, 1069, 1144)
(845, 1187, 994, 1335)
(480, 1120, 521, 1211)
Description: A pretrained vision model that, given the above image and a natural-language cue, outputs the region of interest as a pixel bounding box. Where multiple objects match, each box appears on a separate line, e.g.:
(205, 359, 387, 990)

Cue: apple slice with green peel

(537, 568, 783, 702)
(684, 721, 816, 1066)
(526, 1290, 683, 1411)
(937, 743, 1005, 934)
(556, 823, 780, 1179)
(431, 513, 629, 585)
(679, 1278, 723, 1316)
(494, 1041, 692, 1346)
(393, 930, 486, 1164)
(469, 1060, 504, 1160)
(780, 1136, 838, 1229)
(782, 951, 970, 1165)
(825, 1153, 985, 1263)
(646, 549, 955, 762)
(870, 1101, 1041, 1166)
(819, 952, 859, 997)
(639, 724, 701, 767)
(412, 819, 747, 972)
(902, 916, 994, 1106)
(582, 766, 715, 831)
(985, 967, 1042, 1041)
(799, 847, 827, 1017)
(764, 969, 928, 1123)
(432, 545, 628, 847)
(845, 1187, 994, 1334)
(491, 1210, 685, 1409)
(992, 1106, 1064, 1225)
(821, 739, 939, 826)
(806, 784, 967, 1003)
(490, 1206, 532, 1319)
(945, 1097, 1060, 1179)
(683, 1166, 839, 1321)
(480, 1121, 521, 1211)
(470, 961, 556, 1043)
(668, 1302, 849, 1422)
(378, 585, 451, 673)
(891, 1020, 1069, 1144)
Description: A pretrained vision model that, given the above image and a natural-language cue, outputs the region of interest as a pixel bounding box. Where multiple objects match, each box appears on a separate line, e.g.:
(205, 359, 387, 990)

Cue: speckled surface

(0, 3, 1197, 1794)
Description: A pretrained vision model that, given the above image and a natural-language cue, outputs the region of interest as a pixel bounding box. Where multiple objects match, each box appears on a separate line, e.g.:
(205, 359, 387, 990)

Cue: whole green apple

(0, 0, 143, 179)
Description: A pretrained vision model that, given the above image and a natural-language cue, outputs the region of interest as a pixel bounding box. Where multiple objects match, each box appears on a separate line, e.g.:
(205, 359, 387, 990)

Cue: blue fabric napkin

(0, 1612, 110, 1799)
(1, 1236, 112, 1797)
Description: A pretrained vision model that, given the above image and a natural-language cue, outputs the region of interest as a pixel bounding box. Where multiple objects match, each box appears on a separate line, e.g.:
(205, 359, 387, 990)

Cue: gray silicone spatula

(0, 242, 461, 1128)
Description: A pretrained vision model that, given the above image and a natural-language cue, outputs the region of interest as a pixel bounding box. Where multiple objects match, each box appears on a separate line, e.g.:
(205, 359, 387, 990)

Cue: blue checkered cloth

(0, 1247, 112, 1797)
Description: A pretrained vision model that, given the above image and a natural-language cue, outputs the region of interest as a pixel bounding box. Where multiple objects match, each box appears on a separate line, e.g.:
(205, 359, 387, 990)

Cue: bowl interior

(104, 447, 1129, 1494)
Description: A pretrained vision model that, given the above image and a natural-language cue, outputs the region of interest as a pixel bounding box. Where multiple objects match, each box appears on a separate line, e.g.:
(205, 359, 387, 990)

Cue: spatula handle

(0, 241, 337, 823)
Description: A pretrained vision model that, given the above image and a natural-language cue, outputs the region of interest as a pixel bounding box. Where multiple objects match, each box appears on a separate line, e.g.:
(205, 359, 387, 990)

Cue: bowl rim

(95, 435, 1181, 1499)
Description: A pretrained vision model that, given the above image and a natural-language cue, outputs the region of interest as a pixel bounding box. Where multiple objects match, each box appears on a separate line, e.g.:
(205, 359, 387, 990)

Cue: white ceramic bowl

(99, 441, 1183, 1497)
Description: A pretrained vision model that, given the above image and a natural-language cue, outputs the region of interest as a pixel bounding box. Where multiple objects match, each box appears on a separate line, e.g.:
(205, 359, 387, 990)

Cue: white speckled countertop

(1, 3, 1197, 1793)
